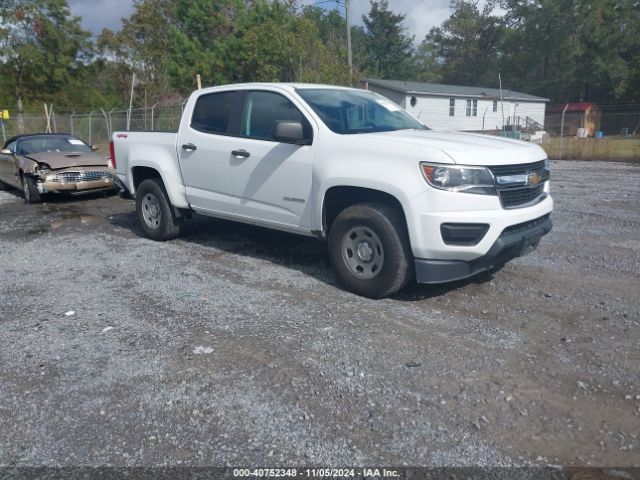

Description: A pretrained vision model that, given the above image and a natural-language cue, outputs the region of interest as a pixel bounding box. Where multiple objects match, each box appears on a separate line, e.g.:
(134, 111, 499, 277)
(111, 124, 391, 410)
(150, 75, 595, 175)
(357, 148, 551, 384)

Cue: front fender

(17, 156, 38, 174)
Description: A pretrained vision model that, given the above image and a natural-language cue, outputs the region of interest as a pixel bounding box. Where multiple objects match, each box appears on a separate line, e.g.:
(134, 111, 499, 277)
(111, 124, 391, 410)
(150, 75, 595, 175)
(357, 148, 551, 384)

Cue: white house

(364, 78, 549, 132)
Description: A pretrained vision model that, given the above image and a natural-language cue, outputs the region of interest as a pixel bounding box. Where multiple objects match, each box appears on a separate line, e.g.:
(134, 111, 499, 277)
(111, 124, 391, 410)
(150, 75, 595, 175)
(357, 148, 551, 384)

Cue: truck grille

(48, 171, 113, 183)
(498, 184, 545, 208)
(487, 160, 548, 209)
(488, 160, 546, 176)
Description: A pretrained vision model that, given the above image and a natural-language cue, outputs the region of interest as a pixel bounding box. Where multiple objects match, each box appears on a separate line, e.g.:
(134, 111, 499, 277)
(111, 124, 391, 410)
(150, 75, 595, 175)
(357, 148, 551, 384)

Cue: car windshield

(297, 88, 427, 134)
(16, 135, 93, 155)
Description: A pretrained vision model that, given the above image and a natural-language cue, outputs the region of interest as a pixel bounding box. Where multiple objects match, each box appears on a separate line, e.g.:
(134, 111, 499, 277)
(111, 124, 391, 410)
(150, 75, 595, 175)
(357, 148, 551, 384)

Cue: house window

(449, 98, 455, 116)
(466, 99, 478, 117)
(410, 96, 417, 107)
(493, 100, 498, 112)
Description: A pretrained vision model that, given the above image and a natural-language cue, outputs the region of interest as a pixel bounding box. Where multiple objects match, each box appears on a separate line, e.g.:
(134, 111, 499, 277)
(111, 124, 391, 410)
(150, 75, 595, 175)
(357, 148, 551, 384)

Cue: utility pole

(345, 0, 353, 81)
(499, 73, 505, 135)
(127, 72, 136, 130)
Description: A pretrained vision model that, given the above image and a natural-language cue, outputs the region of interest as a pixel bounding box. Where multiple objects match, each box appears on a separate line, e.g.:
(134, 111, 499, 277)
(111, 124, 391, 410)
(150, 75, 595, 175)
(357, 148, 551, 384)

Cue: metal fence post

(70, 112, 75, 136)
(101, 109, 110, 142)
(151, 103, 158, 131)
(109, 109, 115, 135)
(89, 111, 94, 145)
(559, 104, 569, 160)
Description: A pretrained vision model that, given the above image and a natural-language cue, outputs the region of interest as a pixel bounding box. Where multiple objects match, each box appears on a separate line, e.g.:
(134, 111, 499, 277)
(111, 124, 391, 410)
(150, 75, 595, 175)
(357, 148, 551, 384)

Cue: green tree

(0, 0, 91, 119)
(97, 0, 176, 107)
(165, 0, 246, 92)
(236, 2, 353, 84)
(422, 0, 503, 86)
(498, 0, 640, 102)
(412, 42, 442, 83)
(362, 0, 415, 79)
(299, 5, 368, 79)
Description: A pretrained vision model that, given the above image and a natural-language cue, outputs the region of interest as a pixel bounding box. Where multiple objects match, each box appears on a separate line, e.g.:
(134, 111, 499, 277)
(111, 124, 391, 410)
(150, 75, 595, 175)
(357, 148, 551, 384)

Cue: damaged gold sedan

(0, 133, 114, 203)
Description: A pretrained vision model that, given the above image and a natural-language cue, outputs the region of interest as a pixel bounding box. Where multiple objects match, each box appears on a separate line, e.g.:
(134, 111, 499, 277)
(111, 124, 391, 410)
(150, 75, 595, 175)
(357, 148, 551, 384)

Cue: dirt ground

(0, 160, 639, 468)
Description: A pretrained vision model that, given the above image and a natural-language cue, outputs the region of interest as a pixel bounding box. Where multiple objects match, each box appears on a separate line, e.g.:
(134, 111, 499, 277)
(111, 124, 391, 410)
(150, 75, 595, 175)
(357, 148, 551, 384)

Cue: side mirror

(0, 148, 13, 155)
(91, 145, 99, 151)
(272, 121, 311, 145)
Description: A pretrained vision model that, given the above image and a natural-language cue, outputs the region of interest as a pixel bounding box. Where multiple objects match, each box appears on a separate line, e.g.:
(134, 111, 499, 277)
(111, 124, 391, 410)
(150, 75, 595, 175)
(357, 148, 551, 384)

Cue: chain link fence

(542, 104, 640, 161)
(0, 101, 187, 147)
(3, 100, 639, 162)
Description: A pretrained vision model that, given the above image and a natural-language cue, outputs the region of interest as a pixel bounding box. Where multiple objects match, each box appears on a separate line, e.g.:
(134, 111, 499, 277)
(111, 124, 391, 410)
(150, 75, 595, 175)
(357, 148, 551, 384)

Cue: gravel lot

(0, 160, 639, 468)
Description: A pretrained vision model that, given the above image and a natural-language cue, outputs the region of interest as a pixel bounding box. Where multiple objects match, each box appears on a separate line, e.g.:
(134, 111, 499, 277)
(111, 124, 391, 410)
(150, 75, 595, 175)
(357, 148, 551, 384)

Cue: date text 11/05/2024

(232, 469, 401, 478)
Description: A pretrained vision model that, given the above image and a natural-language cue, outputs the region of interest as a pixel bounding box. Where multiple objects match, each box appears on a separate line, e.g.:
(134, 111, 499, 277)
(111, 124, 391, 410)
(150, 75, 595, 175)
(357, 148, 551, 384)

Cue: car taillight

(109, 140, 116, 169)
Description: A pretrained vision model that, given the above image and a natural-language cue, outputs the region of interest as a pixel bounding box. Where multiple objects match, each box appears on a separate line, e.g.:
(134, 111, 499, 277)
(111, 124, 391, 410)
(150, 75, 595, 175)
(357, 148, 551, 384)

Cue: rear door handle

(182, 143, 197, 152)
(232, 149, 250, 158)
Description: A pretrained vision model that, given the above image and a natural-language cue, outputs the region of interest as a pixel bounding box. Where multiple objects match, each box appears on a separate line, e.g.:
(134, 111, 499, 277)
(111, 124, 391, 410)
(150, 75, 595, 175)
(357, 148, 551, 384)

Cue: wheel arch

(321, 185, 408, 235)
(128, 161, 190, 209)
(131, 166, 162, 191)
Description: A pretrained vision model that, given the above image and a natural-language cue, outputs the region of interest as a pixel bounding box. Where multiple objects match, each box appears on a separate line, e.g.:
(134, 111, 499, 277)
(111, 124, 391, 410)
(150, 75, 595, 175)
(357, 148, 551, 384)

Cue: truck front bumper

(415, 213, 552, 284)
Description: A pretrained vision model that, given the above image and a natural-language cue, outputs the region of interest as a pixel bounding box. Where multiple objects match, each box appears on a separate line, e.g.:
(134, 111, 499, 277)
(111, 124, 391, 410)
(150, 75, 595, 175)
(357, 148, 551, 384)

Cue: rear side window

(191, 91, 236, 134)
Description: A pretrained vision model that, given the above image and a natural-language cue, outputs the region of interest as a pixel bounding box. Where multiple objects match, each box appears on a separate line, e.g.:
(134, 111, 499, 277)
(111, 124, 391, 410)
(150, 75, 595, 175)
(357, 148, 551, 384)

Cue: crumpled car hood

(26, 152, 108, 169)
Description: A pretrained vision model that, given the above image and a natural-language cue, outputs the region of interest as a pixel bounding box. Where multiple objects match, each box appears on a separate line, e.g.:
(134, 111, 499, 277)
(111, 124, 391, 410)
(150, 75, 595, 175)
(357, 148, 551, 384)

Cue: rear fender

(126, 146, 189, 209)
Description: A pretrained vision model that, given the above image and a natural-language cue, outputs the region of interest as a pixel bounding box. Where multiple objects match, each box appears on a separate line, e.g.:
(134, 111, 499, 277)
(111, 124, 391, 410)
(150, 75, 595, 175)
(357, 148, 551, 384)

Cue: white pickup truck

(111, 83, 552, 298)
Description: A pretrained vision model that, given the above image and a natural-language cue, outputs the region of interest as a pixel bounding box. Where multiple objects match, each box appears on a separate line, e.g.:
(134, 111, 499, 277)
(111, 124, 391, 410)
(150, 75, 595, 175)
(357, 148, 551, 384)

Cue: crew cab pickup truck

(111, 83, 552, 298)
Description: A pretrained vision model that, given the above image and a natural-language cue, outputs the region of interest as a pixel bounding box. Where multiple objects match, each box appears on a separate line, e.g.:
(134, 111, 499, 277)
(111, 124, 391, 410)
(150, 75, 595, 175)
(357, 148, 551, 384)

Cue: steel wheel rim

(341, 225, 384, 280)
(141, 193, 161, 229)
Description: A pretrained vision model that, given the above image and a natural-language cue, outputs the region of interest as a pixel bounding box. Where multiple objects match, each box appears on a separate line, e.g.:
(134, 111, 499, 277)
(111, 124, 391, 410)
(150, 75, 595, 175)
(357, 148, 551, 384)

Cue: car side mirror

(91, 145, 99, 151)
(0, 148, 13, 155)
(272, 121, 311, 145)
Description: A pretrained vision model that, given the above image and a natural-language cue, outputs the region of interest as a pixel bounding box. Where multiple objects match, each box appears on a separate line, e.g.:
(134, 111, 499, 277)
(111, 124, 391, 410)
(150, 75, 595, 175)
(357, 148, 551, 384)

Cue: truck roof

(195, 82, 365, 95)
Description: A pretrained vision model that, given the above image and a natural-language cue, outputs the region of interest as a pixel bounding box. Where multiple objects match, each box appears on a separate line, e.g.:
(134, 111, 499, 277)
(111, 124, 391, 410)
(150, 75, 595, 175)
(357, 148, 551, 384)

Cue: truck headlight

(420, 163, 496, 195)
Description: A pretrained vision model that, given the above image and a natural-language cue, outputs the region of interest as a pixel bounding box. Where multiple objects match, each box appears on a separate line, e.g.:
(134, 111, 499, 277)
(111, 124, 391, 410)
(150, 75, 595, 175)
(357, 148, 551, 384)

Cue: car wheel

(136, 178, 183, 241)
(328, 202, 414, 299)
(21, 174, 42, 204)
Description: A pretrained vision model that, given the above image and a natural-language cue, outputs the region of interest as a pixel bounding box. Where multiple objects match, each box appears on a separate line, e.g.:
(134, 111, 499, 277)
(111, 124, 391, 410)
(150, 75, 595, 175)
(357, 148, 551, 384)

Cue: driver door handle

(232, 149, 250, 158)
(182, 143, 197, 152)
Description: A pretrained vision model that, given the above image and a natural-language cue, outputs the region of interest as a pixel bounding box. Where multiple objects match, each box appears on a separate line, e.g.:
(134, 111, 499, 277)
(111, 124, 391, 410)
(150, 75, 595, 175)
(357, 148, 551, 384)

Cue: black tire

(21, 174, 42, 204)
(328, 202, 414, 299)
(135, 178, 183, 241)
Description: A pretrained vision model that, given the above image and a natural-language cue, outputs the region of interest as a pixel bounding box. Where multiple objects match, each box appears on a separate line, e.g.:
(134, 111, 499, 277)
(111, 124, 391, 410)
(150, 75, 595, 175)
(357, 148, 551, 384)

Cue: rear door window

(191, 91, 236, 134)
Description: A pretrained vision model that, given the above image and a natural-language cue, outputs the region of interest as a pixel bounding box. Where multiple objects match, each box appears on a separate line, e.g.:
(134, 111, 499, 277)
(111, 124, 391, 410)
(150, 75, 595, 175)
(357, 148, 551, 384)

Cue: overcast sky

(68, 0, 495, 41)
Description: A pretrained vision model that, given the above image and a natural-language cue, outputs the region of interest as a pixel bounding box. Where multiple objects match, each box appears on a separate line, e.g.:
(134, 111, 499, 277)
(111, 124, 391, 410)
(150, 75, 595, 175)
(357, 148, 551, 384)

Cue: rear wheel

(135, 178, 183, 241)
(328, 202, 413, 299)
(21, 174, 42, 204)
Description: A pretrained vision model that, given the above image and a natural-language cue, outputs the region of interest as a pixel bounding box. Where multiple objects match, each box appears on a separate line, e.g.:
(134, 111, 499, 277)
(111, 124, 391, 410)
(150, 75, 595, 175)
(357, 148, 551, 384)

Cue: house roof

(547, 103, 597, 113)
(364, 78, 550, 102)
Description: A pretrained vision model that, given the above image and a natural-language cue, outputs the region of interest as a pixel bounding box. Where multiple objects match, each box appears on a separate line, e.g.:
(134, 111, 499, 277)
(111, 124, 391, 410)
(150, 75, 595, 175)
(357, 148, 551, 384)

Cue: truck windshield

(297, 88, 427, 134)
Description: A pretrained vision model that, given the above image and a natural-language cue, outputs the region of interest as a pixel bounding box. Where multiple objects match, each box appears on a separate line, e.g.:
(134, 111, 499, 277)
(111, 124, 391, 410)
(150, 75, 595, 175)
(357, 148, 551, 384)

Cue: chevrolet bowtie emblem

(526, 172, 542, 186)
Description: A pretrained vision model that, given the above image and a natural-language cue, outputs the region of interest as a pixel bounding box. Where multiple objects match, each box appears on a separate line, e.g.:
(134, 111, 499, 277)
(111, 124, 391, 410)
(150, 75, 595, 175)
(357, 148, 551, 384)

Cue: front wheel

(328, 202, 413, 299)
(22, 174, 42, 204)
(135, 178, 183, 241)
